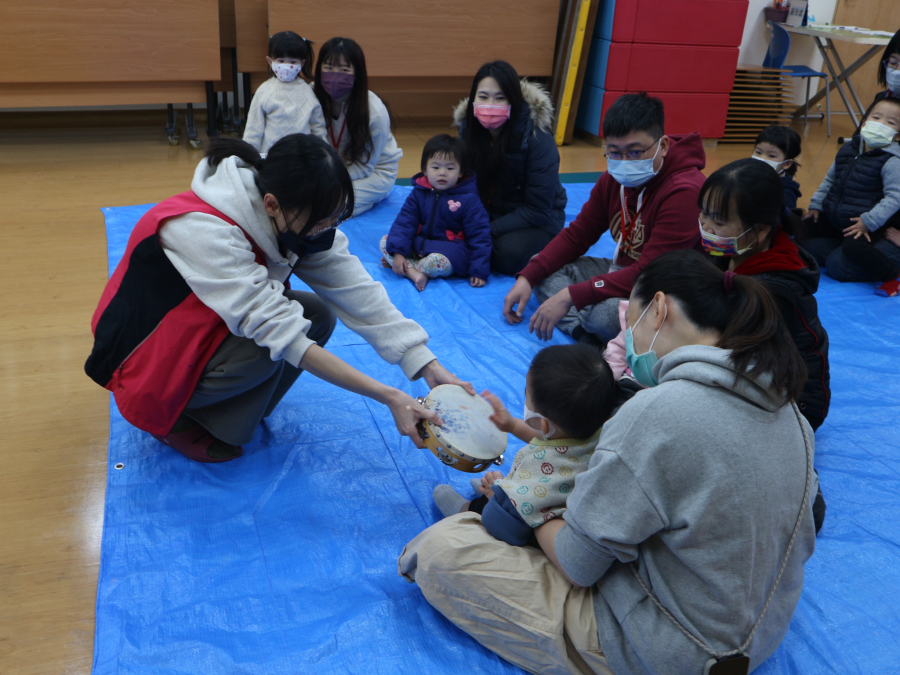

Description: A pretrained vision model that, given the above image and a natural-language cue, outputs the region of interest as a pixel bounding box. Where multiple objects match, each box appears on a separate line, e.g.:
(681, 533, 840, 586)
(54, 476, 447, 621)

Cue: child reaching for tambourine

(432, 344, 617, 546)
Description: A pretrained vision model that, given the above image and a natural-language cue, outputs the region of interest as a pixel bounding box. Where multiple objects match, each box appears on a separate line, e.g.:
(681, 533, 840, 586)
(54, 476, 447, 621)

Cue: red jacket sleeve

(518, 178, 613, 287)
(568, 182, 701, 309)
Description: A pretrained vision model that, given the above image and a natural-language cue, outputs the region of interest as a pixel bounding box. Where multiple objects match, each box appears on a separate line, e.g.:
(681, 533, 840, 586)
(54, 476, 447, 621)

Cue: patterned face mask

(698, 220, 757, 256)
(271, 62, 302, 83)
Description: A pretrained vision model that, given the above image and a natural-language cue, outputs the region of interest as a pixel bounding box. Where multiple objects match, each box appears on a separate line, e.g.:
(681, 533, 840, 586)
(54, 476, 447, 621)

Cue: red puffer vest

(84, 191, 264, 436)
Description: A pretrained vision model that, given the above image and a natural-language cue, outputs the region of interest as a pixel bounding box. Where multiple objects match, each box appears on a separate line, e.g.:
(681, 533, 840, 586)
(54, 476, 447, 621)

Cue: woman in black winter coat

(698, 158, 830, 430)
(455, 61, 567, 276)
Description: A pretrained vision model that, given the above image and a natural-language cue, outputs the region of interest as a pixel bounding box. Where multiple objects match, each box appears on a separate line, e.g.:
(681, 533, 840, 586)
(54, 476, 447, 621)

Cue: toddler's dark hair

(268, 31, 314, 79)
(867, 96, 900, 120)
(420, 134, 468, 174)
(755, 125, 801, 177)
(528, 344, 617, 440)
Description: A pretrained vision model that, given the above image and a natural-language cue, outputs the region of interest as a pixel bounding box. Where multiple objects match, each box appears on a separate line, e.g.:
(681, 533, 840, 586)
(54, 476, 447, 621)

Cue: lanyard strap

(329, 116, 347, 151)
(629, 401, 812, 661)
(613, 185, 645, 263)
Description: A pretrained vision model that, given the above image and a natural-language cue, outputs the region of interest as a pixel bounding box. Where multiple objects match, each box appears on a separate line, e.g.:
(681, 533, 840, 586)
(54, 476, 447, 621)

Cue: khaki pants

(398, 513, 613, 675)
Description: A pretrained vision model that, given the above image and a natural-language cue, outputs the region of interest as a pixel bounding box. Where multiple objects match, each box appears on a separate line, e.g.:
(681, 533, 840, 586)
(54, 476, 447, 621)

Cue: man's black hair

(602, 92, 665, 140)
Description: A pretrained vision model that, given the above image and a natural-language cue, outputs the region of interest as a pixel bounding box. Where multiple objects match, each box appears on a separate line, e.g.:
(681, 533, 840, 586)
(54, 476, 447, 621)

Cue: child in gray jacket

(433, 344, 617, 546)
(243, 32, 327, 154)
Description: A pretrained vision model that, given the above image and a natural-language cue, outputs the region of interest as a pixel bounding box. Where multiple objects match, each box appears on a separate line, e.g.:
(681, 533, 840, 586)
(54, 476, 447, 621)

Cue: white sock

(433, 485, 467, 518)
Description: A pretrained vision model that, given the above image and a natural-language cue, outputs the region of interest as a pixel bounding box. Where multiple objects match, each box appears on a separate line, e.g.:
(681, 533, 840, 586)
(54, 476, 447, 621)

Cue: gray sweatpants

(184, 291, 336, 446)
(534, 257, 624, 343)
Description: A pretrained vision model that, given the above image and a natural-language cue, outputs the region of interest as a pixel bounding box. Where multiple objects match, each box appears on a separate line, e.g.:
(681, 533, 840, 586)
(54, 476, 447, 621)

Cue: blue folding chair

(764, 22, 831, 136)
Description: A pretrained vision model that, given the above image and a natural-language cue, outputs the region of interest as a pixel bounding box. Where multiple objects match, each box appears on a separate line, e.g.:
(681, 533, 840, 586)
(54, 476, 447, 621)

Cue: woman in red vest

(85, 134, 471, 463)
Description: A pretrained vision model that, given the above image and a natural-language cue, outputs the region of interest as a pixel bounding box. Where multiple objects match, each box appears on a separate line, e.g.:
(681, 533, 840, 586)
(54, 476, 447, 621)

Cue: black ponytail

(205, 135, 354, 235)
(632, 250, 806, 402)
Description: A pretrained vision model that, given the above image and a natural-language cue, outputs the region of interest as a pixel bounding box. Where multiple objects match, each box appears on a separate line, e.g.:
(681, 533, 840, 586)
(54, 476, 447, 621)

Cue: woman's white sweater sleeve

(294, 231, 435, 379)
(158, 213, 316, 367)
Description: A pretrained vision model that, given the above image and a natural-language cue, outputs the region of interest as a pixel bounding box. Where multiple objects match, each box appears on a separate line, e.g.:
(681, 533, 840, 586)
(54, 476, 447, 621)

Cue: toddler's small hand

(391, 254, 408, 276)
(843, 217, 871, 241)
(470, 276, 486, 288)
(803, 209, 820, 222)
(480, 471, 504, 497)
(480, 389, 516, 433)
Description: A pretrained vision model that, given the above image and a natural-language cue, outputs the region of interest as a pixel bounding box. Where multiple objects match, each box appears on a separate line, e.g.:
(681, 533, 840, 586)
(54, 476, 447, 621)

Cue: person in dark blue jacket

(803, 98, 900, 290)
(380, 134, 491, 291)
(455, 61, 567, 276)
(752, 124, 803, 213)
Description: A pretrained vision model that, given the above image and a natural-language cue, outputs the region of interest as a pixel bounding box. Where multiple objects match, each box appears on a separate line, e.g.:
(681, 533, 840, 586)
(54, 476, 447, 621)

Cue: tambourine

(416, 385, 507, 473)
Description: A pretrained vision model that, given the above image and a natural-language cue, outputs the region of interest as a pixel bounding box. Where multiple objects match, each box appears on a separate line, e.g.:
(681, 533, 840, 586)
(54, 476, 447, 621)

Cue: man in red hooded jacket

(503, 92, 706, 343)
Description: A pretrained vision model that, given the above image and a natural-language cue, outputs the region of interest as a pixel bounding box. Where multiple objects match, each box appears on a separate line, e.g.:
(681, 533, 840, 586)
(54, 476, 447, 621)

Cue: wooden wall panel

(235, 0, 270, 74)
(268, 0, 560, 77)
(832, 0, 900, 111)
(0, 82, 209, 108)
(0, 0, 221, 83)
(220, 0, 237, 49)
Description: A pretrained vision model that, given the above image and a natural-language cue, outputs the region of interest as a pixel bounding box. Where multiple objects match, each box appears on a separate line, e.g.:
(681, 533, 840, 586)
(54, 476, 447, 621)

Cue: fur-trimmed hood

(452, 79, 554, 133)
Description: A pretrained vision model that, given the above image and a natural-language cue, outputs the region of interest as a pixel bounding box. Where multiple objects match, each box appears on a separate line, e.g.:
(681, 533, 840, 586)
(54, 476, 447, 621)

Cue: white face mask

(271, 62, 302, 83)
(523, 403, 557, 441)
(861, 120, 899, 148)
(751, 153, 787, 175)
(886, 65, 900, 96)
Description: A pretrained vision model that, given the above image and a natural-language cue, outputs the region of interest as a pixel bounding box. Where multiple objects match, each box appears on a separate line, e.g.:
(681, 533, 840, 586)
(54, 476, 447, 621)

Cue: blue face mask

(887, 66, 900, 96)
(606, 139, 664, 189)
(625, 302, 667, 387)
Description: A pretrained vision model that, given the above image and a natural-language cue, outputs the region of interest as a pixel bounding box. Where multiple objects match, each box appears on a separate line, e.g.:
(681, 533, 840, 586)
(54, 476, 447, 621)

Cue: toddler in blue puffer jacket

(380, 134, 491, 290)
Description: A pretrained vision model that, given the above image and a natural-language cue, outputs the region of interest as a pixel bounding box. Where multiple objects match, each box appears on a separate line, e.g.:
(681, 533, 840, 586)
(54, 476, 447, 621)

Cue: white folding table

(780, 24, 891, 127)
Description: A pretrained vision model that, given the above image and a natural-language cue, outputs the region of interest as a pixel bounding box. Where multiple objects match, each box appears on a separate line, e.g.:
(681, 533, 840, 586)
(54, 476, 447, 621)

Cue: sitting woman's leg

(398, 513, 612, 675)
(492, 228, 555, 276)
(352, 164, 397, 216)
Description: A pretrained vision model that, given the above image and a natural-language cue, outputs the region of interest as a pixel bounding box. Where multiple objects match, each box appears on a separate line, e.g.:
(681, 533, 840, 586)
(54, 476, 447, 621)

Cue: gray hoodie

(158, 155, 435, 378)
(556, 345, 817, 675)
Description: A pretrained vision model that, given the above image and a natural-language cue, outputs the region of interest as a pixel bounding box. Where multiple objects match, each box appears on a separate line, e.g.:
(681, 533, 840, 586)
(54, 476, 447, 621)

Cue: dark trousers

(491, 228, 556, 276)
(184, 291, 336, 445)
(802, 216, 900, 282)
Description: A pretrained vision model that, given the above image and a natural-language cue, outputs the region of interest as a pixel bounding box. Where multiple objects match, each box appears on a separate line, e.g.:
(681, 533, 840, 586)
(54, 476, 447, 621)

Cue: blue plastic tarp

(94, 184, 900, 675)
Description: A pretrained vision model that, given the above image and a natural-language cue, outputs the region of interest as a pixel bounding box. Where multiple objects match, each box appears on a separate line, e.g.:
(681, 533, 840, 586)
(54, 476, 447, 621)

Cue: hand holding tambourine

(415, 385, 507, 473)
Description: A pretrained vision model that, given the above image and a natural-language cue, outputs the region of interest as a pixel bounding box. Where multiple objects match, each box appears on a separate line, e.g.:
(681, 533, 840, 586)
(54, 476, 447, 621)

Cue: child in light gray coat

(243, 32, 327, 154)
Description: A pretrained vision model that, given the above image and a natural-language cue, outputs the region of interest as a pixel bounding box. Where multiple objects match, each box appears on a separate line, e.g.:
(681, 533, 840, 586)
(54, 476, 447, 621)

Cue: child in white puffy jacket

(243, 31, 327, 154)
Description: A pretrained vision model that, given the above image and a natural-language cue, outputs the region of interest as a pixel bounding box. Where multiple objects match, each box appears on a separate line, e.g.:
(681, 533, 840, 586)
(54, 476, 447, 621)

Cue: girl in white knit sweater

(243, 32, 327, 154)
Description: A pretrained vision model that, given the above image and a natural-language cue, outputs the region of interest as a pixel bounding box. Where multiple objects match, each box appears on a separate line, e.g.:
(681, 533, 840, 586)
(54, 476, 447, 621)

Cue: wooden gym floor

(0, 110, 854, 674)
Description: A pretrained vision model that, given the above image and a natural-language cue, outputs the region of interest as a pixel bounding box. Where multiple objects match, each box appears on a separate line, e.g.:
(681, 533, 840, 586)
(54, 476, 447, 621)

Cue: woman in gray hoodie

(400, 250, 817, 675)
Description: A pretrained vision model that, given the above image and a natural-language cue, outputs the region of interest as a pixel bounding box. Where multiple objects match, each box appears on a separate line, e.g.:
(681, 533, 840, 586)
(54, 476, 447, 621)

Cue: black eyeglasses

(604, 137, 661, 161)
(885, 58, 900, 71)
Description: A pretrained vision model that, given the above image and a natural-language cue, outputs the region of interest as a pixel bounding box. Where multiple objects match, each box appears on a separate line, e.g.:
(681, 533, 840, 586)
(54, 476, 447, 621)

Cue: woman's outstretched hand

(418, 360, 476, 395)
(386, 390, 442, 449)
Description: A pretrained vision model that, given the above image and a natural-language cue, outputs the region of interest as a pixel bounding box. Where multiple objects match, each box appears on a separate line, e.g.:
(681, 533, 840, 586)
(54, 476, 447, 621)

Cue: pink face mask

(321, 71, 355, 100)
(474, 104, 511, 130)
